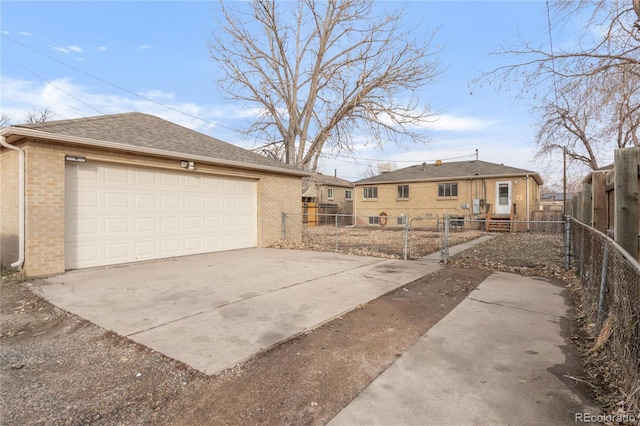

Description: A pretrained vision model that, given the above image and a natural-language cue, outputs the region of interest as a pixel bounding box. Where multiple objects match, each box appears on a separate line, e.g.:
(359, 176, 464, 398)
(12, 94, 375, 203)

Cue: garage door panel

(135, 170, 157, 185)
(75, 219, 100, 236)
(134, 193, 157, 208)
(161, 194, 180, 208)
(104, 218, 129, 233)
(105, 192, 130, 208)
(105, 243, 130, 260)
(65, 162, 257, 269)
(161, 217, 181, 231)
(134, 218, 157, 232)
(134, 241, 157, 257)
(104, 167, 129, 183)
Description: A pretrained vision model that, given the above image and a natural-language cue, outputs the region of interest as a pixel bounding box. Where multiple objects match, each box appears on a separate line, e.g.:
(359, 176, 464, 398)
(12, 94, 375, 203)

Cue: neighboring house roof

(541, 192, 574, 201)
(355, 160, 543, 185)
(303, 172, 353, 188)
(5, 112, 307, 176)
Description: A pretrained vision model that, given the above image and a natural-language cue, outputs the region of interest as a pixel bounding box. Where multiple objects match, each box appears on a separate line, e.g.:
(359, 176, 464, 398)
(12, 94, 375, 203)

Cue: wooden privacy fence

(572, 147, 639, 260)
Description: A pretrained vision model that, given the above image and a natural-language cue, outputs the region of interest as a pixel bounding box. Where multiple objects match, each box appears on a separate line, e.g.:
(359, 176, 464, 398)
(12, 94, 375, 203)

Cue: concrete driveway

(35, 248, 439, 375)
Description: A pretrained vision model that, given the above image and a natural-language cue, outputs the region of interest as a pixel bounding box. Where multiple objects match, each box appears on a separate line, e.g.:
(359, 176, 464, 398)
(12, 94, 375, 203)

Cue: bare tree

(209, 0, 442, 170)
(479, 0, 640, 177)
(251, 140, 286, 162)
(25, 108, 53, 124)
(0, 114, 11, 128)
(1, 109, 53, 127)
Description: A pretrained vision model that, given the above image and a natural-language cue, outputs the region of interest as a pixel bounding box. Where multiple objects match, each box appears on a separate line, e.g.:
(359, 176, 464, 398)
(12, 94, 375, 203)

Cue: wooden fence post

(574, 192, 583, 222)
(592, 172, 607, 233)
(614, 147, 639, 259)
(582, 183, 592, 226)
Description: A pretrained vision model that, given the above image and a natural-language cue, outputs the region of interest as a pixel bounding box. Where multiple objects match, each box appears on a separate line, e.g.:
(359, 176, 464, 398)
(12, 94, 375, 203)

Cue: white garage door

(65, 162, 257, 269)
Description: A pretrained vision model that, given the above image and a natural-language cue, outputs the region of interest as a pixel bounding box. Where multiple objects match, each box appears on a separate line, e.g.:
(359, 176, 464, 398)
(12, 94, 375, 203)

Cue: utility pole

(563, 146, 567, 216)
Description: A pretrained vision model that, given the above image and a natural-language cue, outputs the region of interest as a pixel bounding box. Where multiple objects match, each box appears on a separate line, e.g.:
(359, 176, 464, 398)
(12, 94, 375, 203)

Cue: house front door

(495, 181, 512, 215)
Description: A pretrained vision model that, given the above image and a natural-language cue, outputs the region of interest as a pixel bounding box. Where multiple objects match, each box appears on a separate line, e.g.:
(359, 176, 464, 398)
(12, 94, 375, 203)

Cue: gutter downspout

(0, 135, 25, 269)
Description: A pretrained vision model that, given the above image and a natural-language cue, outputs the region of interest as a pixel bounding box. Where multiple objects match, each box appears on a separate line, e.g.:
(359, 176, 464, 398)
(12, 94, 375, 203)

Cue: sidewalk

(329, 271, 601, 425)
(419, 235, 495, 262)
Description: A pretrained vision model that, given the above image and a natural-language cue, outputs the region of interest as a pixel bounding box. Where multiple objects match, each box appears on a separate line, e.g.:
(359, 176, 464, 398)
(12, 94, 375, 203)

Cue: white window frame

(438, 182, 458, 198)
(345, 189, 352, 201)
(363, 187, 378, 199)
(397, 185, 409, 199)
(369, 216, 380, 225)
(327, 187, 334, 200)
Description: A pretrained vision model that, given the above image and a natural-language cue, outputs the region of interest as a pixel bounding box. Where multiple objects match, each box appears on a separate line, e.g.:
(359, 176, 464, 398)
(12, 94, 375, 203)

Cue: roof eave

(355, 172, 543, 186)
(1, 127, 310, 177)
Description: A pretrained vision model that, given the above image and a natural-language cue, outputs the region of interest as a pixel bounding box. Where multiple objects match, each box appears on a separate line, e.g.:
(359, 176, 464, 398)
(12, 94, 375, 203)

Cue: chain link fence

(280, 213, 486, 259)
(570, 218, 640, 412)
(281, 213, 410, 258)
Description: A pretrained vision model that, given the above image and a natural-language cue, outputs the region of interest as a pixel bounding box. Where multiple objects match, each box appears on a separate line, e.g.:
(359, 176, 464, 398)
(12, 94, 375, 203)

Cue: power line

(320, 152, 477, 164)
(545, 0, 559, 103)
(2, 33, 237, 132)
(2, 52, 105, 116)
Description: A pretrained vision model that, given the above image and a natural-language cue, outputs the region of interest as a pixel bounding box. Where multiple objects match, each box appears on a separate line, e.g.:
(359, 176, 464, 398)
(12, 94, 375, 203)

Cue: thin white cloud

(51, 45, 83, 54)
(138, 89, 175, 100)
(97, 46, 108, 52)
(425, 114, 495, 132)
(139, 44, 152, 50)
(19, 31, 33, 37)
(0, 77, 237, 140)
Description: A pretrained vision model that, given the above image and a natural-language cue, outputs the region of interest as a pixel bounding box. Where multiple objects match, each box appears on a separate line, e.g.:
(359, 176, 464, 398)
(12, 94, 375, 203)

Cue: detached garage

(1, 112, 305, 276)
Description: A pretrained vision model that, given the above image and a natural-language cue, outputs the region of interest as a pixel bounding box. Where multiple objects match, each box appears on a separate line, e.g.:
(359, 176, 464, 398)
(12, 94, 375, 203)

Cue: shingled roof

(11, 112, 305, 175)
(304, 172, 353, 187)
(355, 160, 543, 185)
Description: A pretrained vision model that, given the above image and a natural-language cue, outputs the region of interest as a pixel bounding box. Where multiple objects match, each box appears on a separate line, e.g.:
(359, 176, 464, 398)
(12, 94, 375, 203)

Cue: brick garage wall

(257, 175, 302, 246)
(23, 142, 66, 276)
(5, 138, 302, 276)
(1, 148, 20, 269)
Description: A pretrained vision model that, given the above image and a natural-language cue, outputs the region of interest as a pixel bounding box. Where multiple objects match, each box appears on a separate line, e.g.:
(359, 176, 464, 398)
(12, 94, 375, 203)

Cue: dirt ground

(276, 225, 484, 259)
(1, 265, 490, 425)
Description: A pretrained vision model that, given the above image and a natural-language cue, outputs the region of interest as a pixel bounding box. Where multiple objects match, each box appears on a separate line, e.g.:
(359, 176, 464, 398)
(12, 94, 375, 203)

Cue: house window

(363, 187, 378, 199)
(397, 185, 409, 199)
(369, 216, 380, 225)
(397, 216, 406, 225)
(345, 189, 352, 200)
(438, 183, 458, 197)
(327, 187, 334, 200)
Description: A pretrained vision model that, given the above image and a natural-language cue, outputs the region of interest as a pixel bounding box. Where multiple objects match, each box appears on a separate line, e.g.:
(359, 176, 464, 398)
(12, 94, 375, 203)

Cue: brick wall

(1, 138, 302, 276)
(257, 175, 302, 245)
(355, 176, 540, 221)
(1, 148, 20, 269)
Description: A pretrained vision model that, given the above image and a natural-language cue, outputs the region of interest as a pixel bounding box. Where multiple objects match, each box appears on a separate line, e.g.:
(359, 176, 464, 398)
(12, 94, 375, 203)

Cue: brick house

(0, 112, 306, 276)
(302, 172, 354, 215)
(353, 160, 543, 225)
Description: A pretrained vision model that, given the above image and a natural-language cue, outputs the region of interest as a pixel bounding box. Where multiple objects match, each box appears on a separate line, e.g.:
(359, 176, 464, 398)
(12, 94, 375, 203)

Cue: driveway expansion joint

(468, 297, 566, 319)
(126, 258, 392, 337)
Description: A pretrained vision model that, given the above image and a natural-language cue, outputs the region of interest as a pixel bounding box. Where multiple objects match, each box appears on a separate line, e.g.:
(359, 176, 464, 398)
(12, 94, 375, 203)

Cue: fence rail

(281, 213, 567, 262)
(571, 218, 640, 413)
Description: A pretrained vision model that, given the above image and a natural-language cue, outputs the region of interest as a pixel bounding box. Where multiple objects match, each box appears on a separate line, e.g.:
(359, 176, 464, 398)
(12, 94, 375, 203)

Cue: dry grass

(273, 225, 484, 259)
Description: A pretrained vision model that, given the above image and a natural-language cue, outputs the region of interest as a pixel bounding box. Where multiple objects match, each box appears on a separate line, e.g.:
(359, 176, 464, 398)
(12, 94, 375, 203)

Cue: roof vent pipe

(0, 134, 25, 269)
(422, 162, 427, 171)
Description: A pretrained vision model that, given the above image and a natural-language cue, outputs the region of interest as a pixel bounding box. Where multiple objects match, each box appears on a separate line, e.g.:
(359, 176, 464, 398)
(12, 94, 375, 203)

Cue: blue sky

(1, 1, 567, 184)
